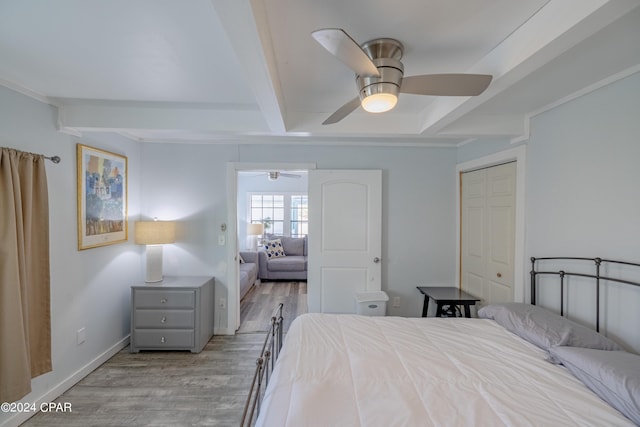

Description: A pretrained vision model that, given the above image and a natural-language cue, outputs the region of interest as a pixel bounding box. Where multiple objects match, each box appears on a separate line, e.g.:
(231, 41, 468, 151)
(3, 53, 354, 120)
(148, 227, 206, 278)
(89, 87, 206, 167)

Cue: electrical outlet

(219, 298, 226, 309)
(392, 297, 401, 308)
(76, 327, 86, 345)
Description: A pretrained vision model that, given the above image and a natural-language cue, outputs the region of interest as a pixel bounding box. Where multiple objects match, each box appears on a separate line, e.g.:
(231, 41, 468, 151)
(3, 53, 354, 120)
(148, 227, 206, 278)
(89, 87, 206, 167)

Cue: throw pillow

(264, 239, 286, 259)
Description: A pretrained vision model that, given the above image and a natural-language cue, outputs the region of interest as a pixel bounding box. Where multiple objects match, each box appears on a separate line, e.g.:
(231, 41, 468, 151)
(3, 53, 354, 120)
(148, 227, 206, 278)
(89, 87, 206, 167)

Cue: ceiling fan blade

(400, 74, 492, 96)
(279, 173, 301, 179)
(322, 97, 361, 125)
(312, 29, 380, 78)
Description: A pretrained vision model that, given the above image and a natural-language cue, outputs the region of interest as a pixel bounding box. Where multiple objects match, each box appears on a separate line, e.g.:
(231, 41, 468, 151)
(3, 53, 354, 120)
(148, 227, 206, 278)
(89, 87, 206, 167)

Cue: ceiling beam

(57, 99, 269, 134)
(417, 0, 640, 135)
(210, 0, 287, 134)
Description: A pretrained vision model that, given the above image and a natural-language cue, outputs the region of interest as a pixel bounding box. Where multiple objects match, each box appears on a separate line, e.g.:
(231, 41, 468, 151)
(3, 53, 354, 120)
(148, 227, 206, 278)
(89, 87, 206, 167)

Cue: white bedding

(256, 314, 633, 426)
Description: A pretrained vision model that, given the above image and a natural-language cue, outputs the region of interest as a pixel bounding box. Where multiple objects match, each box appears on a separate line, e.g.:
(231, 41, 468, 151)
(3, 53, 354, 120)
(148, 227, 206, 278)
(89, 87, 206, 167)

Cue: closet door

(461, 162, 516, 305)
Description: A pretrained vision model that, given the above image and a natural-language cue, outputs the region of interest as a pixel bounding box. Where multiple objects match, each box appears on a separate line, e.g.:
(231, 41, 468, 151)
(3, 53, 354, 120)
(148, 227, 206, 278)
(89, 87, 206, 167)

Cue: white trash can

(355, 291, 389, 316)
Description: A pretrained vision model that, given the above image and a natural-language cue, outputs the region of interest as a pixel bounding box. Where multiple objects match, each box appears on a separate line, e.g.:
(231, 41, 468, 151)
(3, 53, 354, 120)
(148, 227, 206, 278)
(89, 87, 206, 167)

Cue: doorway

(225, 162, 315, 334)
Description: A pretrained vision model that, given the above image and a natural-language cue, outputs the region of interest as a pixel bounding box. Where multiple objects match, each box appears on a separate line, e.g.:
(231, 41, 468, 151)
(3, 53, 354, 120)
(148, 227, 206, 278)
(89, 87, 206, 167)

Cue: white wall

(458, 71, 640, 352)
(0, 87, 142, 427)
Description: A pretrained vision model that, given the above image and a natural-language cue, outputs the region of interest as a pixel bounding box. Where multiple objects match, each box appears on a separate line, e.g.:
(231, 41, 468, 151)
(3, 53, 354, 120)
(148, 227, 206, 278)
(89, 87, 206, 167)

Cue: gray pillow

(548, 346, 640, 425)
(478, 303, 622, 351)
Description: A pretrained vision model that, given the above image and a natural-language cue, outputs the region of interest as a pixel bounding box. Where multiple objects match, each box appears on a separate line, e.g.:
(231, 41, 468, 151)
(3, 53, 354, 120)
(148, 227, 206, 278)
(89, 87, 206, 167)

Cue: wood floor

(238, 281, 307, 333)
(21, 282, 307, 426)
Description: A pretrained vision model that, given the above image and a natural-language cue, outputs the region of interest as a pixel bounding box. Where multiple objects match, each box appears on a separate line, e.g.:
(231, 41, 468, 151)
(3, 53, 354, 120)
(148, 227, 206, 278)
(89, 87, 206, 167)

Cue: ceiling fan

(266, 171, 302, 181)
(311, 28, 493, 125)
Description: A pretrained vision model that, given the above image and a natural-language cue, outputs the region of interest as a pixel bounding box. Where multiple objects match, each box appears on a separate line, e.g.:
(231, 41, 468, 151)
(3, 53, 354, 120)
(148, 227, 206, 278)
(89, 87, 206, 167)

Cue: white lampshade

(135, 221, 176, 245)
(135, 220, 176, 283)
(247, 223, 264, 236)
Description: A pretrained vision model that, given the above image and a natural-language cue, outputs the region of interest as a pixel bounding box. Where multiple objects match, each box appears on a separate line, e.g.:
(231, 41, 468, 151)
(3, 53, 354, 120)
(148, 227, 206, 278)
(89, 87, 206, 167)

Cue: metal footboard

(240, 303, 284, 426)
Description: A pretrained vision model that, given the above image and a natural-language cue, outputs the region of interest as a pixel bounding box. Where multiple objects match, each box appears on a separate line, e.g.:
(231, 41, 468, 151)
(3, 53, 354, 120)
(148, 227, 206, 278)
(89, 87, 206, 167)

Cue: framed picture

(77, 144, 128, 250)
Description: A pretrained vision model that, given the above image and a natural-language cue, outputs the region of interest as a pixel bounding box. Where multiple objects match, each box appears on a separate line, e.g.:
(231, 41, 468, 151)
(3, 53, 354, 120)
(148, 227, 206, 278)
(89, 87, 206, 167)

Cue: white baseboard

(0, 336, 130, 427)
(214, 327, 236, 335)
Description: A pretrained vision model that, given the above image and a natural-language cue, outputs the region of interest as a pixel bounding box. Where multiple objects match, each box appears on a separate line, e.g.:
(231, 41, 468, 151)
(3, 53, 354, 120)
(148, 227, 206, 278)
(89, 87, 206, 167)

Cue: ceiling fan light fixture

(356, 57, 403, 114)
(361, 92, 398, 113)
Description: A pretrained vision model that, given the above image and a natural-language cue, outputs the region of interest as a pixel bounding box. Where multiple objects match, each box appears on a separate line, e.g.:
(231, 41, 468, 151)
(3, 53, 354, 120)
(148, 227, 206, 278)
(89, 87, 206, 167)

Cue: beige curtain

(0, 147, 51, 402)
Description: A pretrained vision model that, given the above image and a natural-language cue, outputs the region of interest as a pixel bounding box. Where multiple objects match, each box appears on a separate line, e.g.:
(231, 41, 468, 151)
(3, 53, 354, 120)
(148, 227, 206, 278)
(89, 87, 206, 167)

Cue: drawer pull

(161, 316, 167, 323)
(160, 336, 166, 343)
(160, 298, 168, 304)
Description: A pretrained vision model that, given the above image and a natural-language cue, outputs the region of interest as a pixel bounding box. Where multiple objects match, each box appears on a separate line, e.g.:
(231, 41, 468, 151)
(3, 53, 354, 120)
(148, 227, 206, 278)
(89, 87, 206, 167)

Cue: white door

(308, 170, 382, 313)
(461, 162, 516, 305)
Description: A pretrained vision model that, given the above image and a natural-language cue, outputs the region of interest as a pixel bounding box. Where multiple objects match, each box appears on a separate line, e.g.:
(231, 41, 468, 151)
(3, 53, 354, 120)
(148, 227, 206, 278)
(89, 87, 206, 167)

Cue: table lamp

(247, 223, 264, 250)
(135, 220, 176, 282)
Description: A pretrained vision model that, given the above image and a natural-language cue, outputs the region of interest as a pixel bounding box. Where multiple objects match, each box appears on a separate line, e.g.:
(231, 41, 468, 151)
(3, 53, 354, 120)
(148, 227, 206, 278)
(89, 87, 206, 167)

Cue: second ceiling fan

(311, 28, 493, 125)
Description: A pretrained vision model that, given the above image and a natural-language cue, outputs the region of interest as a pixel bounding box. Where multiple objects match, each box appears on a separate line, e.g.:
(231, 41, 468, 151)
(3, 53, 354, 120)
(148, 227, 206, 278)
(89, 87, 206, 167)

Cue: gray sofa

(239, 251, 259, 299)
(258, 235, 307, 281)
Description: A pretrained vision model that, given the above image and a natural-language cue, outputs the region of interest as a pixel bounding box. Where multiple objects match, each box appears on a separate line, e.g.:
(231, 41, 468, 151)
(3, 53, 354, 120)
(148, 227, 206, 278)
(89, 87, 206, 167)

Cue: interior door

(308, 170, 382, 313)
(461, 162, 516, 305)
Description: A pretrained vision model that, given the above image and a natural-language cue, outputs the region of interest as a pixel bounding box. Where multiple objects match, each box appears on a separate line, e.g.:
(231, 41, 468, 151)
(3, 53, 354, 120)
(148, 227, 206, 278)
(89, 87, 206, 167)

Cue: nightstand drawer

(134, 290, 195, 309)
(133, 329, 194, 348)
(134, 309, 195, 329)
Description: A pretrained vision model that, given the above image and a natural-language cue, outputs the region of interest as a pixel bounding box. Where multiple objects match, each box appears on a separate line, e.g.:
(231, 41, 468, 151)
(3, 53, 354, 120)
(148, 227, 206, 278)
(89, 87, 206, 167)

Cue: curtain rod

(45, 155, 61, 164)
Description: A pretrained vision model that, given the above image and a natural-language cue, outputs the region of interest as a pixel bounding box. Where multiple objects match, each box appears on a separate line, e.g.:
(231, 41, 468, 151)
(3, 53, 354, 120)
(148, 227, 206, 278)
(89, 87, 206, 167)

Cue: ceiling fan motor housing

(356, 57, 404, 102)
(356, 38, 405, 104)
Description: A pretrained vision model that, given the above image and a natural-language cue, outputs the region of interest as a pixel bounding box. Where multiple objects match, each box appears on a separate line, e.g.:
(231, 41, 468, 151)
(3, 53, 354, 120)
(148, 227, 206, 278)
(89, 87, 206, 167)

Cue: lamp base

(145, 244, 164, 283)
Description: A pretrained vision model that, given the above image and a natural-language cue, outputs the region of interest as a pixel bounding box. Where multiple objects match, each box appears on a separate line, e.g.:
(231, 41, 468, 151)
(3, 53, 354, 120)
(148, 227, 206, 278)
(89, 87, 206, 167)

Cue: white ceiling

(1, 0, 639, 146)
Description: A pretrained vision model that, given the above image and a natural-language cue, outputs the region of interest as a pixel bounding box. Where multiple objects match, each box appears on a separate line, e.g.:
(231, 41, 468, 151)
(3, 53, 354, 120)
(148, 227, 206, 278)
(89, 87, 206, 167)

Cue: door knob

(373, 257, 380, 263)
(497, 273, 502, 278)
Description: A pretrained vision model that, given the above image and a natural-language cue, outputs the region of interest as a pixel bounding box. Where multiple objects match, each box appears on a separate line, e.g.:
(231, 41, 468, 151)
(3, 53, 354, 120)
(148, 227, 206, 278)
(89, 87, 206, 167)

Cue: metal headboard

(530, 257, 640, 332)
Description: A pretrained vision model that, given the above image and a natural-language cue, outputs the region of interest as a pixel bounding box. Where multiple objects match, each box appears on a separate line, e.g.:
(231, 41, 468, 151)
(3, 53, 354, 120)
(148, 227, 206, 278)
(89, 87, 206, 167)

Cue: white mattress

(256, 314, 633, 426)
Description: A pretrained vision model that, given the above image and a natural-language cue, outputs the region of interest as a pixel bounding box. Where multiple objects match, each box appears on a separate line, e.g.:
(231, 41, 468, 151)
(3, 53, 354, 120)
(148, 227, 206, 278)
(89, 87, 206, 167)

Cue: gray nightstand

(130, 276, 214, 353)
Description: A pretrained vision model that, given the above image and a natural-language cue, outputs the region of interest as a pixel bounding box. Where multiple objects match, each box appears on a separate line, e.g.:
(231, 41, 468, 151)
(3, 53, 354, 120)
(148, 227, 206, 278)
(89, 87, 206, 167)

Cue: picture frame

(77, 144, 128, 250)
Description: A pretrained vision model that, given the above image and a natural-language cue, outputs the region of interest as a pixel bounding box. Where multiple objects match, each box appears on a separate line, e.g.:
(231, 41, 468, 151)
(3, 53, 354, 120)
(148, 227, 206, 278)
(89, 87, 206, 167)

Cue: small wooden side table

(416, 286, 481, 318)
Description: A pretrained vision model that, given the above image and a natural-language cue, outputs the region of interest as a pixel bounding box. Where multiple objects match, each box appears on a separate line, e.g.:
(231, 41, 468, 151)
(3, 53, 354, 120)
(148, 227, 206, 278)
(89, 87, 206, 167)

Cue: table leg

(463, 304, 471, 318)
(421, 296, 430, 317)
(435, 303, 444, 317)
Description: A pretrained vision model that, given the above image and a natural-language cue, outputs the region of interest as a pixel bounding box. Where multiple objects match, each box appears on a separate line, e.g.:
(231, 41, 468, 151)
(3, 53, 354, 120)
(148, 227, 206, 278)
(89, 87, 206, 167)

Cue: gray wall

(458, 71, 640, 351)
(0, 86, 142, 427)
(526, 71, 640, 352)
(141, 143, 459, 327)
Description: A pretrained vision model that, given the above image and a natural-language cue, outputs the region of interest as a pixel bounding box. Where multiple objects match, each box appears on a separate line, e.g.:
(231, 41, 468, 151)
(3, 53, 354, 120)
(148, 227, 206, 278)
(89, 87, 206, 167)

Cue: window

(290, 195, 308, 237)
(249, 193, 308, 237)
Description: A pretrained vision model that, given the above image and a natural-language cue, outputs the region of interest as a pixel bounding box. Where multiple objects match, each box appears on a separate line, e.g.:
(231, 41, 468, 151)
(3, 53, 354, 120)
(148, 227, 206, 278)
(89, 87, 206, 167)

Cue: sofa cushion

(280, 236, 305, 256)
(267, 256, 306, 272)
(264, 239, 286, 259)
(266, 234, 307, 256)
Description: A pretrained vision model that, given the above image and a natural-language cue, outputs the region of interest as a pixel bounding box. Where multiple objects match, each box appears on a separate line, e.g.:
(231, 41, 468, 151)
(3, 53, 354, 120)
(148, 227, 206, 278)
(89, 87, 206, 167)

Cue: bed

(243, 257, 640, 426)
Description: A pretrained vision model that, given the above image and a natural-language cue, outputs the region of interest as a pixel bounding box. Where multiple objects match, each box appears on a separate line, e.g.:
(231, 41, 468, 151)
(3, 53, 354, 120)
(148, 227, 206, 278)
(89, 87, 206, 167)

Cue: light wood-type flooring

(238, 281, 307, 333)
(21, 281, 307, 426)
